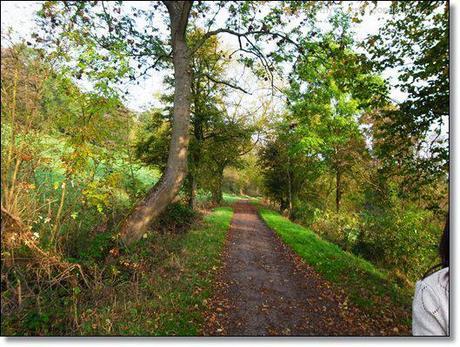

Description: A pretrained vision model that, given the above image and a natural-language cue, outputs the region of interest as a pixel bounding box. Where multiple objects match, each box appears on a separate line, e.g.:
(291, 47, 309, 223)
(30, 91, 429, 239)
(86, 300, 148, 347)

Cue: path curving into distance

(203, 200, 399, 336)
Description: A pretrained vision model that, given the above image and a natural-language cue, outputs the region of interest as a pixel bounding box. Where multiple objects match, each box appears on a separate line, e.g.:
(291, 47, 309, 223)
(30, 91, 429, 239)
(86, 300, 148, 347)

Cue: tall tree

(366, 1, 449, 191)
(135, 29, 249, 208)
(37, 1, 323, 244)
(202, 113, 254, 204)
(287, 13, 386, 212)
(118, 2, 193, 245)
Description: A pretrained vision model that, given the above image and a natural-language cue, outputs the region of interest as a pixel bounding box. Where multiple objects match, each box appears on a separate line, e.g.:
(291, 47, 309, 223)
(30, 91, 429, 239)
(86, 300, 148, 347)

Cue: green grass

(2, 201, 233, 336)
(78, 206, 234, 336)
(222, 192, 261, 205)
(258, 207, 412, 326)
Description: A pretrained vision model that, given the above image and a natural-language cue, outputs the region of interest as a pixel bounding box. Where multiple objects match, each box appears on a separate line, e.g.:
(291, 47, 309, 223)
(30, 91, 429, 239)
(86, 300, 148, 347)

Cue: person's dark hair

(423, 214, 449, 278)
(439, 214, 449, 268)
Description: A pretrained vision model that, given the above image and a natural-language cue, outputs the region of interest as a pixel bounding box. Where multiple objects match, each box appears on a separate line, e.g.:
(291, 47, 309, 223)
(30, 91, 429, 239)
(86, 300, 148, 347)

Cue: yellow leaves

(82, 181, 110, 214)
(61, 143, 93, 175)
(106, 172, 122, 187)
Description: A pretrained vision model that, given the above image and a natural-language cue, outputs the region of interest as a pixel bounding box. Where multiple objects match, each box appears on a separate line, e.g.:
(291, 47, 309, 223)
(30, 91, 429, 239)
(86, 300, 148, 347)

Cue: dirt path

(203, 200, 399, 336)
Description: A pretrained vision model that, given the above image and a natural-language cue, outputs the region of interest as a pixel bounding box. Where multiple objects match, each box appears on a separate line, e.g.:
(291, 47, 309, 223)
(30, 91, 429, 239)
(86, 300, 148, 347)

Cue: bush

(291, 201, 317, 225)
(311, 210, 361, 252)
(357, 205, 441, 282)
(309, 203, 442, 283)
(152, 202, 199, 235)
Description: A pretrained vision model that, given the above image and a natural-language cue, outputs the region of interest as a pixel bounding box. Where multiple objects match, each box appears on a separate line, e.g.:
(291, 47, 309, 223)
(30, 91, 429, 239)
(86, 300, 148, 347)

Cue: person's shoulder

(417, 267, 449, 294)
(414, 267, 449, 313)
(412, 268, 449, 336)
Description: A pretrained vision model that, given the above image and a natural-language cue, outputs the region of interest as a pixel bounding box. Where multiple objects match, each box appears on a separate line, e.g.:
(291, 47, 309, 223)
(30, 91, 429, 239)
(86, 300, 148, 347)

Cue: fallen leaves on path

(202, 201, 411, 336)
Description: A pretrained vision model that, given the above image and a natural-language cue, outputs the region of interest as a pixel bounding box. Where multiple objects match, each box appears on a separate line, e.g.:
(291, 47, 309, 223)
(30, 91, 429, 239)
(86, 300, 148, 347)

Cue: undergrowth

(1, 207, 233, 336)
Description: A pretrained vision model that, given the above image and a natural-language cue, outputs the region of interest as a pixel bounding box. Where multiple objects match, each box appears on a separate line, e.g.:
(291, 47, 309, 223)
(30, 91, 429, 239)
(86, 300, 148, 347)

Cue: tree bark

(120, 2, 192, 246)
(211, 184, 223, 205)
(286, 155, 293, 219)
(336, 167, 341, 213)
(187, 173, 197, 209)
(212, 167, 224, 205)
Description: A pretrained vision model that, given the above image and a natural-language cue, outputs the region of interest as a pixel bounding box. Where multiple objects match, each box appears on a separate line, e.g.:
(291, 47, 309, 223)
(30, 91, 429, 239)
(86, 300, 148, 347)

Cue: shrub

(311, 210, 361, 252)
(309, 203, 441, 283)
(152, 202, 199, 235)
(355, 204, 441, 282)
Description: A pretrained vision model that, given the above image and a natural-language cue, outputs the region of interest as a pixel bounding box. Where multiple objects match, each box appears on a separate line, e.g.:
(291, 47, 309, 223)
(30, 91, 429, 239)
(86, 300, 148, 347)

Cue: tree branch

(201, 73, 251, 94)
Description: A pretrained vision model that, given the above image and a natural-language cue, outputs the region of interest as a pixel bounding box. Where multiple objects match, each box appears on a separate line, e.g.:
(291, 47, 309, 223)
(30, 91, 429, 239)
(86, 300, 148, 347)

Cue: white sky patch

(1, 1, 41, 41)
(0, 1, 423, 113)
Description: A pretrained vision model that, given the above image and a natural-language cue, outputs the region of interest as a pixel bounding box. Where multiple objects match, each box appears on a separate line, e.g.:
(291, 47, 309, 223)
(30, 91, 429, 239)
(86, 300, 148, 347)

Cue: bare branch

(192, 27, 303, 54)
(201, 73, 251, 94)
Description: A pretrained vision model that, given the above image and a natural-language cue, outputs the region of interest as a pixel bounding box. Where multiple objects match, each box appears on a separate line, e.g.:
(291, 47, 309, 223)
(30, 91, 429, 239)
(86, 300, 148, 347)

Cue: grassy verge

(2, 207, 233, 336)
(87, 206, 234, 336)
(222, 192, 261, 205)
(258, 207, 412, 326)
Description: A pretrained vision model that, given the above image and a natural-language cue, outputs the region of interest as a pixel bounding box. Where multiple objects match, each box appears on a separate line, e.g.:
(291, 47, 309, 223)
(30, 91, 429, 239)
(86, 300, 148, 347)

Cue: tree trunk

(286, 156, 293, 219)
(336, 168, 341, 213)
(188, 173, 197, 209)
(120, 2, 192, 246)
(212, 185, 223, 205)
(212, 168, 224, 205)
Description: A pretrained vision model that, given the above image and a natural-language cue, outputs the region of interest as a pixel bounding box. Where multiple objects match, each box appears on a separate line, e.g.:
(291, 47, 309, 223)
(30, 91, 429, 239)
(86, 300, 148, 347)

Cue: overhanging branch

(201, 73, 251, 94)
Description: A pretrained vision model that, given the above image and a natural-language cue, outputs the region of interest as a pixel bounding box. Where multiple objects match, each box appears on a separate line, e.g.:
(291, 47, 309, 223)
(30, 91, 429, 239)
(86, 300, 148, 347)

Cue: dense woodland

(1, 1, 448, 336)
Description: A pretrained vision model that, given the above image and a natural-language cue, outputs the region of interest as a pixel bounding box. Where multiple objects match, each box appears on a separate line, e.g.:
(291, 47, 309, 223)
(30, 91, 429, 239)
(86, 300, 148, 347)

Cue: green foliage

(135, 29, 256, 206)
(1, 0, 449, 337)
(135, 109, 171, 172)
(152, 202, 198, 235)
(223, 153, 264, 197)
(78, 232, 114, 262)
(311, 210, 361, 251)
(258, 122, 317, 213)
(356, 205, 441, 282)
(83, 207, 233, 336)
(24, 312, 51, 334)
(1, 44, 160, 336)
(366, 1, 449, 188)
(258, 8, 447, 285)
(286, 19, 382, 211)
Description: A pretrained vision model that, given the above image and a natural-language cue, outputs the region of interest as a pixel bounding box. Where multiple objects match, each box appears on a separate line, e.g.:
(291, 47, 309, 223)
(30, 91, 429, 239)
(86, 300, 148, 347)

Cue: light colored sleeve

(412, 281, 446, 336)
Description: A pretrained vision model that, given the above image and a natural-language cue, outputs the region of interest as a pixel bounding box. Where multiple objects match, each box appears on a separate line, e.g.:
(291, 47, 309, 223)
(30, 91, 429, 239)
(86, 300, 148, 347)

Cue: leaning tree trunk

(120, 2, 192, 246)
